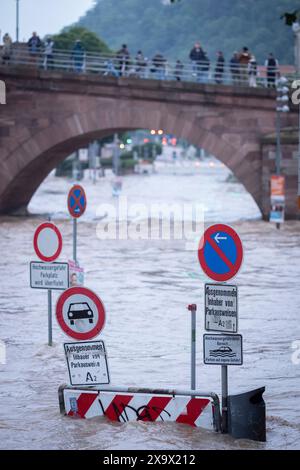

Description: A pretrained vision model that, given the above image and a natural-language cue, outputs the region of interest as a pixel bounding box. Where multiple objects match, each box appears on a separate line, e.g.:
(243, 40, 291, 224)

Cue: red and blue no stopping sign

(68, 185, 87, 218)
(198, 224, 243, 282)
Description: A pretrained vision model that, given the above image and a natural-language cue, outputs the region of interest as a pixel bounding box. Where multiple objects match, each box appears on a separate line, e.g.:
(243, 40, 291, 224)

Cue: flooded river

(0, 161, 299, 449)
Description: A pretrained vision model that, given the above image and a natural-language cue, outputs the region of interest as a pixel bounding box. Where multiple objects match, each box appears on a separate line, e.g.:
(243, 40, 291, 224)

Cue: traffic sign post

(73, 217, 77, 264)
(199, 224, 244, 434)
(32, 222, 64, 346)
(67, 185, 87, 265)
(203, 334, 243, 434)
(56, 286, 106, 341)
(64, 340, 110, 386)
(48, 289, 53, 346)
(187, 304, 197, 391)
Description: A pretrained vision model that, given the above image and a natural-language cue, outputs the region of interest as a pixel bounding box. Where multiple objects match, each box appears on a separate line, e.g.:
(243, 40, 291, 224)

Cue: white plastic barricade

(59, 386, 221, 432)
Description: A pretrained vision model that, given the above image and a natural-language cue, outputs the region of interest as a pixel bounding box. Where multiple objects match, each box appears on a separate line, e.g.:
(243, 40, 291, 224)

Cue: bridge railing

(2, 45, 295, 89)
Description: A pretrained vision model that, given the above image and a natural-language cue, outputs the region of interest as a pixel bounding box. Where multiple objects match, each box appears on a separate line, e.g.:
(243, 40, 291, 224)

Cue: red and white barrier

(59, 386, 220, 431)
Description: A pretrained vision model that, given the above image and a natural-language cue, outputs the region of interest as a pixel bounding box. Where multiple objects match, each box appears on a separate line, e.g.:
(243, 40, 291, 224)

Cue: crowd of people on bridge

(1, 32, 282, 88)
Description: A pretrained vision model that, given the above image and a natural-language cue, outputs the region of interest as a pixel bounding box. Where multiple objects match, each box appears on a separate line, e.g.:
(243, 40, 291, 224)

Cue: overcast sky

(0, 0, 95, 42)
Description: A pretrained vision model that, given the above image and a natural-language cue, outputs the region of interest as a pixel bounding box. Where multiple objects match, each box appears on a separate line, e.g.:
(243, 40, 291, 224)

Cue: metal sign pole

(73, 217, 77, 264)
(188, 304, 197, 390)
(298, 101, 300, 211)
(221, 364, 228, 433)
(48, 289, 52, 346)
(16, 0, 20, 43)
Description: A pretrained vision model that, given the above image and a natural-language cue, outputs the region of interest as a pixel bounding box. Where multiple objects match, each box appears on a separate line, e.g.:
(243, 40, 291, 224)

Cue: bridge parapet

(0, 63, 298, 218)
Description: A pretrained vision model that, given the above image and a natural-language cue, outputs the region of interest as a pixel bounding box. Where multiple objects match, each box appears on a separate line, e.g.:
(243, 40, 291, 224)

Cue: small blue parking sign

(68, 185, 87, 218)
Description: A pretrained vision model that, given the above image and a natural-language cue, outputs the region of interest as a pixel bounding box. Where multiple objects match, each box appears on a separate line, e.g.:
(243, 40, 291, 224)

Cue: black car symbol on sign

(67, 302, 94, 325)
(211, 346, 232, 353)
(209, 345, 236, 357)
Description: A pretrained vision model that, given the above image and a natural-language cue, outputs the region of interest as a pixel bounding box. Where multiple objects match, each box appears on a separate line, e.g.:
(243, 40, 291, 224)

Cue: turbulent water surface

(0, 161, 299, 450)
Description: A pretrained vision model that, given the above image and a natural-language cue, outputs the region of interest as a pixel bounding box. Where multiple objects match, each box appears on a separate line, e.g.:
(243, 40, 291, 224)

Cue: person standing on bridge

(174, 59, 184, 81)
(43, 37, 54, 70)
(116, 44, 130, 77)
(28, 32, 42, 56)
(135, 50, 147, 78)
(248, 55, 258, 87)
(2, 33, 12, 65)
(238, 47, 251, 85)
(151, 52, 167, 80)
(265, 53, 279, 88)
(189, 42, 205, 82)
(214, 51, 225, 84)
(72, 40, 85, 73)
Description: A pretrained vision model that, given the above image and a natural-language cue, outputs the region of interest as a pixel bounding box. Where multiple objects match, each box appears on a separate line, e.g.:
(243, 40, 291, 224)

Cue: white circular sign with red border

(56, 287, 106, 340)
(33, 222, 63, 262)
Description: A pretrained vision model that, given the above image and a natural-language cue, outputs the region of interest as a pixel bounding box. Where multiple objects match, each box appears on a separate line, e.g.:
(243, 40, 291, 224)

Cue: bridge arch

(0, 99, 262, 214)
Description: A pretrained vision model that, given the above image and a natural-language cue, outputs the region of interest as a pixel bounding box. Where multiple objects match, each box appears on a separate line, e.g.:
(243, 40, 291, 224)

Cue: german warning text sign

(64, 341, 110, 386)
(205, 283, 238, 333)
(30, 262, 69, 290)
(203, 334, 243, 366)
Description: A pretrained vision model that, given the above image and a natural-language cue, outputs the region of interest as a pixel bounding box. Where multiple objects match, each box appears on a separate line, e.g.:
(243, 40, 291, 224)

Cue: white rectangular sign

(203, 334, 243, 365)
(64, 341, 110, 386)
(30, 262, 69, 290)
(205, 283, 238, 333)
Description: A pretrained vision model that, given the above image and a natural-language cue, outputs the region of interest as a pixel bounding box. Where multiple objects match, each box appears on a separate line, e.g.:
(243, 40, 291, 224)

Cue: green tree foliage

(73, 0, 298, 63)
(52, 26, 111, 53)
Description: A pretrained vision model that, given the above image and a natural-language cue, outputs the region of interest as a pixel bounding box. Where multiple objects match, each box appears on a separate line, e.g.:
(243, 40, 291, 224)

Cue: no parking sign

(198, 224, 243, 282)
(68, 185, 87, 218)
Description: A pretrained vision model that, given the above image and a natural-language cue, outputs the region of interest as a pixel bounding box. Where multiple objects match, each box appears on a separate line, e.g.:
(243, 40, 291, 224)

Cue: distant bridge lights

(150, 129, 164, 135)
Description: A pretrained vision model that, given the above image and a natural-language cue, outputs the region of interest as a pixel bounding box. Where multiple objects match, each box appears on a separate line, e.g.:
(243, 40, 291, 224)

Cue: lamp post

(16, 0, 20, 43)
(292, 22, 300, 75)
(274, 76, 290, 229)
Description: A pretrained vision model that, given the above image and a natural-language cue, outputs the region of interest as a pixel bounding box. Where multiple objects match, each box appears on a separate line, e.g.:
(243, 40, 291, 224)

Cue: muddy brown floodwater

(0, 161, 299, 449)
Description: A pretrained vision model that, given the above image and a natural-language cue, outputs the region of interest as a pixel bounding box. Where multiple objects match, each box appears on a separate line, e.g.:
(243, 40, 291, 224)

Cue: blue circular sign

(68, 185, 87, 218)
(198, 224, 243, 281)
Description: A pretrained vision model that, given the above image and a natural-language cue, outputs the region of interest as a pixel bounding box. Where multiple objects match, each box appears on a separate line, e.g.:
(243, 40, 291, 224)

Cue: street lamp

(276, 77, 290, 175)
(273, 77, 290, 228)
(16, 0, 20, 42)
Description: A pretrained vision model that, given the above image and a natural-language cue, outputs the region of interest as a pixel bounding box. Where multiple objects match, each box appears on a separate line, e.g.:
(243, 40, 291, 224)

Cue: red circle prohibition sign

(68, 185, 87, 218)
(56, 286, 106, 340)
(33, 222, 63, 262)
(198, 224, 243, 282)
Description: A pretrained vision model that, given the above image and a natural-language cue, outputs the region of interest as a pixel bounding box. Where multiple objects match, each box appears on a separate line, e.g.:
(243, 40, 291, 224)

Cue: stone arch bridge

(0, 66, 298, 218)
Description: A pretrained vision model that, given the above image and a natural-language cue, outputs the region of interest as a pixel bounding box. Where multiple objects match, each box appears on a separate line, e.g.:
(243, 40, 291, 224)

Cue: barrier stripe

(176, 398, 210, 427)
(138, 396, 172, 422)
(103, 394, 133, 422)
(68, 391, 98, 418)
